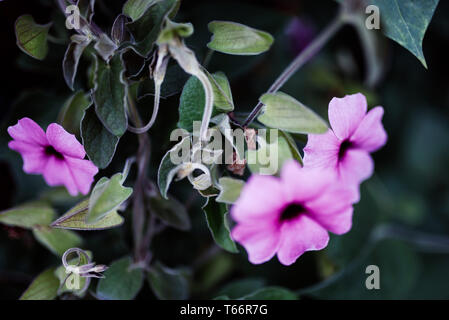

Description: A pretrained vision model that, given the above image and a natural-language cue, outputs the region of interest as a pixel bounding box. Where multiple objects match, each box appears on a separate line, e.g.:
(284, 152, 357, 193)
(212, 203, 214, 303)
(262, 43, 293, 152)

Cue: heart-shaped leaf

(371, 0, 439, 68)
(15, 15, 51, 60)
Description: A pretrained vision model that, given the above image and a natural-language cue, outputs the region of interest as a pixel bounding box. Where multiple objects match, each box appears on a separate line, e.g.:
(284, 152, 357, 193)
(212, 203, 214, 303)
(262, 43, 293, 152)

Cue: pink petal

(8, 141, 48, 174)
(65, 157, 99, 195)
(231, 223, 280, 264)
(43, 157, 79, 196)
(280, 160, 336, 202)
(339, 149, 374, 185)
(328, 93, 367, 140)
(46, 123, 86, 159)
(7, 117, 48, 146)
(277, 215, 329, 265)
(303, 129, 340, 169)
(351, 106, 387, 152)
(307, 205, 354, 235)
(231, 174, 285, 224)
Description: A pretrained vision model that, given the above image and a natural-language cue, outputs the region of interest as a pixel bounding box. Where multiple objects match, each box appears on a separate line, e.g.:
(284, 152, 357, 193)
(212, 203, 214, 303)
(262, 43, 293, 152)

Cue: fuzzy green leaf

(0, 202, 55, 229)
(93, 54, 128, 136)
(32, 226, 82, 256)
(147, 262, 189, 300)
(87, 173, 133, 224)
(123, 0, 158, 21)
(20, 268, 59, 300)
(51, 199, 124, 230)
(125, 0, 178, 56)
(258, 92, 328, 134)
(97, 257, 144, 300)
(15, 15, 51, 60)
(81, 105, 120, 169)
(207, 21, 273, 55)
(178, 72, 234, 132)
(203, 197, 238, 253)
(216, 177, 244, 204)
(63, 36, 91, 91)
(58, 91, 91, 136)
(241, 287, 298, 300)
(148, 195, 191, 231)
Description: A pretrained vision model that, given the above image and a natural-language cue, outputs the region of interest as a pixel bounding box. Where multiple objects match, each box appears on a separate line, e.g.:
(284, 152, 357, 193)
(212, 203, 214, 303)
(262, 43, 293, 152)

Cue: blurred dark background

(1, 0, 449, 299)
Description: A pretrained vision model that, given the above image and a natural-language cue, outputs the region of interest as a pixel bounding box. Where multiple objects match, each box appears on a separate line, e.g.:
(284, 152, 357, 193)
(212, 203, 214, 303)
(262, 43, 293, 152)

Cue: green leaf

(157, 20, 194, 44)
(217, 278, 266, 299)
(202, 197, 238, 253)
(216, 177, 244, 204)
(32, 226, 82, 256)
(258, 92, 328, 134)
(207, 21, 274, 55)
(15, 15, 51, 60)
(246, 129, 298, 175)
(279, 130, 303, 165)
(81, 105, 120, 169)
(371, 0, 439, 68)
(148, 195, 191, 231)
(97, 257, 144, 300)
(125, 0, 178, 57)
(58, 91, 91, 136)
(147, 262, 189, 300)
(241, 287, 298, 300)
(0, 202, 55, 229)
(123, 0, 158, 21)
(158, 135, 191, 199)
(51, 199, 124, 230)
(87, 173, 133, 224)
(20, 268, 59, 300)
(93, 54, 128, 136)
(178, 72, 234, 132)
(63, 36, 91, 90)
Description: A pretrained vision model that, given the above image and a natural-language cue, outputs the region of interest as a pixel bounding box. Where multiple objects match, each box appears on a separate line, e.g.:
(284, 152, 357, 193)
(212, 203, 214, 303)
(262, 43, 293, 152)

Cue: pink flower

(231, 160, 355, 266)
(303, 93, 387, 189)
(8, 117, 98, 196)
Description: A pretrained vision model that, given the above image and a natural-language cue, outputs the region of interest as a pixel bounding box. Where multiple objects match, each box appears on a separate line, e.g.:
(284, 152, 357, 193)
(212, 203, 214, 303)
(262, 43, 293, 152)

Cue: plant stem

(127, 94, 152, 262)
(243, 14, 345, 127)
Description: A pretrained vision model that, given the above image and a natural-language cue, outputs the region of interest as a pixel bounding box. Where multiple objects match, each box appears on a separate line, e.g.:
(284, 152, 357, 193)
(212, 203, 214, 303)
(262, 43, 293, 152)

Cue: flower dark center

(44, 145, 64, 159)
(280, 203, 306, 222)
(338, 139, 354, 160)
